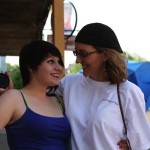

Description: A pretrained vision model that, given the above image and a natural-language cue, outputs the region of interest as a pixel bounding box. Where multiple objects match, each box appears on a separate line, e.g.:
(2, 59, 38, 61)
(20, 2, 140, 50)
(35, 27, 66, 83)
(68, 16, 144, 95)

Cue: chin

(83, 72, 89, 77)
(49, 81, 60, 86)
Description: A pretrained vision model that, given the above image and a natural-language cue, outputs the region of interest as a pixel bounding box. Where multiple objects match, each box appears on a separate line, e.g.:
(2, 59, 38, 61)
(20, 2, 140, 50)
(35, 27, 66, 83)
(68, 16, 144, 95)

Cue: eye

(48, 59, 55, 64)
(78, 51, 89, 57)
(81, 51, 88, 57)
(73, 50, 88, 57)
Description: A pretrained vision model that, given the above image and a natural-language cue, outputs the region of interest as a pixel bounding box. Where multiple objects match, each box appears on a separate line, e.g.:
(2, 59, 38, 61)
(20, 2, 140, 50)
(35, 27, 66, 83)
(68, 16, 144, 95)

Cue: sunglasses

(73, 50, 97, 58)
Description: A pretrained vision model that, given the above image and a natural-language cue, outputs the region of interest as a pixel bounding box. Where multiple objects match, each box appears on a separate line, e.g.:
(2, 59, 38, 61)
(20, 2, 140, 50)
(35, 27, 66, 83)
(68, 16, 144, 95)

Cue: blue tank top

(5, 92, 71, 150)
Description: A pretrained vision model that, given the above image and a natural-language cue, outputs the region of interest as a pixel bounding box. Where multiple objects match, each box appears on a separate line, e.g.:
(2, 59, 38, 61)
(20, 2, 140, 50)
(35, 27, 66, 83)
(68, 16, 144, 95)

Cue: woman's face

(75, 42, 106, 81)
(30, 55, 63, 87)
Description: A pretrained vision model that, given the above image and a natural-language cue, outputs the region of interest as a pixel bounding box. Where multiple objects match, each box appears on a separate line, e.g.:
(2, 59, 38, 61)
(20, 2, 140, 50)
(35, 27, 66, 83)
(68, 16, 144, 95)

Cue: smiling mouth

(51, 73, 61, 78)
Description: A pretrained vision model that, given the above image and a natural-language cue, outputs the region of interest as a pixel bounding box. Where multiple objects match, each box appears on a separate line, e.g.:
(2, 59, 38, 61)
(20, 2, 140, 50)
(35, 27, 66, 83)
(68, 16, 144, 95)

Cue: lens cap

(0, 73, 10, 88)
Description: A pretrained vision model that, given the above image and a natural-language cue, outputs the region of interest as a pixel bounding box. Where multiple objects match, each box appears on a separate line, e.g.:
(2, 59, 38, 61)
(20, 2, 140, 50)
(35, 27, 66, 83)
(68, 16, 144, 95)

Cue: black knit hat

(75, 23, 123, 53)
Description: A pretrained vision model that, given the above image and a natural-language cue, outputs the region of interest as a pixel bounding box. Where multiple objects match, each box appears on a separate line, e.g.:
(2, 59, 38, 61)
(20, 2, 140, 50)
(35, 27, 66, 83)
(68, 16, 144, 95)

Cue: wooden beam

(51, 0, 64, 59)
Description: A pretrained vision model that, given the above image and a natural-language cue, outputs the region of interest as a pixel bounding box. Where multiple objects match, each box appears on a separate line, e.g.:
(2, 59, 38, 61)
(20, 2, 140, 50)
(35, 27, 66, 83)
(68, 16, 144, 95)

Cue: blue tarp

(127, 61, 150, 110)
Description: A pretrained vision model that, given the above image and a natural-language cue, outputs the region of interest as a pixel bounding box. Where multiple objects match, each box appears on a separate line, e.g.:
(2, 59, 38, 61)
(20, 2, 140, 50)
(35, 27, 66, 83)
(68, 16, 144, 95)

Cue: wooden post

(51, 0, 64, 60)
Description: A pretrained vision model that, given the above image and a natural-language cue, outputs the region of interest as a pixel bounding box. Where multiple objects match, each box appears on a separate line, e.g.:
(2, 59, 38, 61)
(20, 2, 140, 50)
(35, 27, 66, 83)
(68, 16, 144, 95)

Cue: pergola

(0, 0, 65, 58)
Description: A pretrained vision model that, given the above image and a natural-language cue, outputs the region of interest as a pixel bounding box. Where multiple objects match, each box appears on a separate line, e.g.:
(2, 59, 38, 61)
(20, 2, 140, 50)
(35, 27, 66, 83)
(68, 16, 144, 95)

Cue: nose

(55, 63, 63, 72)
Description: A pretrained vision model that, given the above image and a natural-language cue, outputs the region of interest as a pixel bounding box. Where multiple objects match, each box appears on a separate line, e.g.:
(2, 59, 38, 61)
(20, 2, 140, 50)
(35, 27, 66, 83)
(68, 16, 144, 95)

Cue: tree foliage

(66, 63, 82, 75)
(126, 52, 149, 62)
(7, 64, 23, 89)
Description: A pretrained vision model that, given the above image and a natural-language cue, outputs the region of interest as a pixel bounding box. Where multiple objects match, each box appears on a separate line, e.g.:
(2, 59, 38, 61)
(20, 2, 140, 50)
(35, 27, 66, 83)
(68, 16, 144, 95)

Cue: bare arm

(0, 89, 17, 130)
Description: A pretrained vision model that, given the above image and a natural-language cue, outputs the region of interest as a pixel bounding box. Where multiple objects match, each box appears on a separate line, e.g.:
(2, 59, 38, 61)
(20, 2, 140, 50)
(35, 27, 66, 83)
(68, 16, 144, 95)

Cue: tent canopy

(127, 61, 150, 110)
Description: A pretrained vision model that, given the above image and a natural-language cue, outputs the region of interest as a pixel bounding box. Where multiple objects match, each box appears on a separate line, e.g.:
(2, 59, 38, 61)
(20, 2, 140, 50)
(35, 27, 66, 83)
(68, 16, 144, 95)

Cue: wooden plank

(0, 1, 42, 23)
(52, 0, 64, 59)
(0, 38, 35, 56)
(0, 38, 35, 48)
(0, 24, 37, 37)
(0, 0, 52, 56)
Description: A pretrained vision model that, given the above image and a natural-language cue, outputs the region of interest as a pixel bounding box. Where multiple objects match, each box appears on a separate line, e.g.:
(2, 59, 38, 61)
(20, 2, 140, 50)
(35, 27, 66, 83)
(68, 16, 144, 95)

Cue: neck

(89, 72, 109, 82)
(21, 84, 47, 97)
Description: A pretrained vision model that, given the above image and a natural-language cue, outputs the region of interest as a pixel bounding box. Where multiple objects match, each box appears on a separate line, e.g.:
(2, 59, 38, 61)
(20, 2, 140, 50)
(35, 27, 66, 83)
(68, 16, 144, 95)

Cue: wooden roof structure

(0, 0, 64, 56)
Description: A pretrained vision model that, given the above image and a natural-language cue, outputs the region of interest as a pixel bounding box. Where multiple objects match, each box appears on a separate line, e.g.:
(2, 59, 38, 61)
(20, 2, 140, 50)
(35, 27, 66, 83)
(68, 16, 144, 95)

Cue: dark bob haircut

(19, 40, 64, 86)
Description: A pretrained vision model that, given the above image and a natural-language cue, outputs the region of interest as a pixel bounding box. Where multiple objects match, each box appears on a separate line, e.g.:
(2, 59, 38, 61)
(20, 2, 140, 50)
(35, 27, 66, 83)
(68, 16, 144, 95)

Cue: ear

(103, 54, 107, 62)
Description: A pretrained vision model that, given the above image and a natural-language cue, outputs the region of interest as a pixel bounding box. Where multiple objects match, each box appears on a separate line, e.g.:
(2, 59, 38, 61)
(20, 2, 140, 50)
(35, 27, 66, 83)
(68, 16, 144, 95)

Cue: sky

(64, 0, 150, 67)
(68, 0, 150, 58)
(6, 0, 150, 68)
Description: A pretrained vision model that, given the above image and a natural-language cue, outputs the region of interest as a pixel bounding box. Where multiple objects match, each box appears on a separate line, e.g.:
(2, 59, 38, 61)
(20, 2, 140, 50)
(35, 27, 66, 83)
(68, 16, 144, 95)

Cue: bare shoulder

(1, 88, 19, 96)
(0, 89, 22, 129)
(0, 89, 21, 104)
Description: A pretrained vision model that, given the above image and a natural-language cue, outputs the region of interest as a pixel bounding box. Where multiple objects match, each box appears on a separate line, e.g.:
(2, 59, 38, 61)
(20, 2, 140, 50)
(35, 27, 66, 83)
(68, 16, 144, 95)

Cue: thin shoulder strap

(52, 94, 65, 114)
(117, 83, 132, 150)
(46, 92, 65, 114)
(19, 91, 29, 108)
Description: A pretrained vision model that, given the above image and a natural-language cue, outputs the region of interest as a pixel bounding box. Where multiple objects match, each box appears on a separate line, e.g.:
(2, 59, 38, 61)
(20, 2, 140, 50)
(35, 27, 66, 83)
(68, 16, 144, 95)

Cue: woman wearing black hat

(56, 23, 150, 150)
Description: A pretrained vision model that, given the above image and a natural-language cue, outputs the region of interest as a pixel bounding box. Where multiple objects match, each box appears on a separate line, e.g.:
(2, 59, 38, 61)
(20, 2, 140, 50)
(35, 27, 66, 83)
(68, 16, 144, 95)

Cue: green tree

(66, 63, 82, 75)
(7, 64, 23, 89)
(126, 52, 149, 62)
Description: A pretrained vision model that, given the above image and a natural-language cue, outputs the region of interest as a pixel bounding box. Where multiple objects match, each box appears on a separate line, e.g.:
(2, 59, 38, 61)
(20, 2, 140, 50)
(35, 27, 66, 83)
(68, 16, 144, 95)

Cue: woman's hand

(118, 139, 129, 150)
(0, 71, 14, 95)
